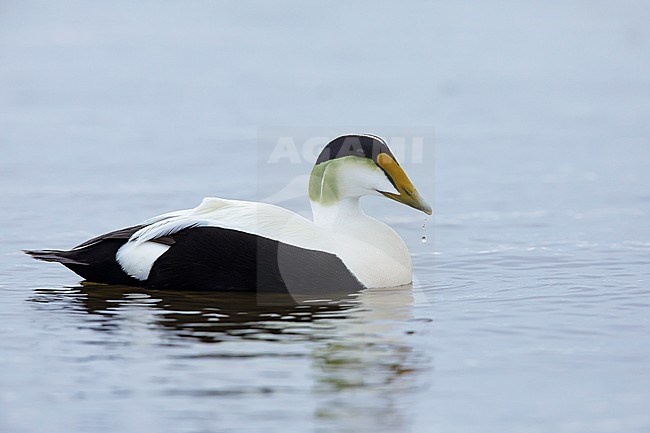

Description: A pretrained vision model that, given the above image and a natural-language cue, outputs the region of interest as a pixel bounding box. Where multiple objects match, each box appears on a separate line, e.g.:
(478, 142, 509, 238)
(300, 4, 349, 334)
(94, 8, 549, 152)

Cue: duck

(25, 134, 432, 293)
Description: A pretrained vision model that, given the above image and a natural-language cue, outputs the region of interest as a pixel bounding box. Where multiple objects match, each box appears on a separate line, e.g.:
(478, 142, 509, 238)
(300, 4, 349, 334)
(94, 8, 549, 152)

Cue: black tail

(24, 225, 145, 287)
(24, 249, 88, 265)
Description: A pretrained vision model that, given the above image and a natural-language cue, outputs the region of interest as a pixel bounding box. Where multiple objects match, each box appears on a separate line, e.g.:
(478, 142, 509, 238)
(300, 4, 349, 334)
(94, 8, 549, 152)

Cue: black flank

(26, 225, 365, 293)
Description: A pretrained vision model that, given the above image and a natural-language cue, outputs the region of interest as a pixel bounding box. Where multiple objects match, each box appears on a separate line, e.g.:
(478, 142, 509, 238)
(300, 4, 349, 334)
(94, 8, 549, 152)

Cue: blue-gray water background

(1, 1, 649, 432)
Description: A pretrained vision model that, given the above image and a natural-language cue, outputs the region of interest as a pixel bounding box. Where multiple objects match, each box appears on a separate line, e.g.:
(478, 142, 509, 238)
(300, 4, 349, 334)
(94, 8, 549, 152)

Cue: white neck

(311, 198, 367, 229)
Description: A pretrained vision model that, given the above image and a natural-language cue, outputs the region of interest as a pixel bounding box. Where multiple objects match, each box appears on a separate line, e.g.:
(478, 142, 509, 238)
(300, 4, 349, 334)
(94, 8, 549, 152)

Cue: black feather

(25, 225, 144, 286)
(315, 134, 396, 165)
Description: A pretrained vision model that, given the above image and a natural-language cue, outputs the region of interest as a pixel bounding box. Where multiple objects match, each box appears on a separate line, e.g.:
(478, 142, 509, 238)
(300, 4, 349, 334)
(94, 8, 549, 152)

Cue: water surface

(1, 1, 650, 432)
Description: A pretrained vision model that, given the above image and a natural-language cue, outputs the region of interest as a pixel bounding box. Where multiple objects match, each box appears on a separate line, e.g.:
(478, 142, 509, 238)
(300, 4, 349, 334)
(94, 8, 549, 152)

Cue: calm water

(1, 1, 650, 432)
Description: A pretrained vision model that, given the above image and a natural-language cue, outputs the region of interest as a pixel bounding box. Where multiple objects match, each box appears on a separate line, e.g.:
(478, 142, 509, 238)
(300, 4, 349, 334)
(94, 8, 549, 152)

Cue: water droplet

(420, 217, 429, 243)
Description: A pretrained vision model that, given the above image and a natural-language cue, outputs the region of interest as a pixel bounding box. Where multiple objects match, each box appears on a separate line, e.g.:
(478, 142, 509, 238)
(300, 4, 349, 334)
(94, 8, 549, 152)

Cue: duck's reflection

(309, 285, 426, 431)
(32, 285, 360, 343)
(31, 284, 430, 432)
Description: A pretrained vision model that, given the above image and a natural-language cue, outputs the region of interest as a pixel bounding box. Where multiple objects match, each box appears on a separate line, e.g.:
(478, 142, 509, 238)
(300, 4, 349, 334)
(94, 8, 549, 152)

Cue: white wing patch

(116, 241, 170, 281)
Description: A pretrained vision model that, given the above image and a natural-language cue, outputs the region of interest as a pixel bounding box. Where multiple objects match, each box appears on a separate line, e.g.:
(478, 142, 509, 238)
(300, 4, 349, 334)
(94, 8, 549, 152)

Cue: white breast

(323, 213, 413, 288)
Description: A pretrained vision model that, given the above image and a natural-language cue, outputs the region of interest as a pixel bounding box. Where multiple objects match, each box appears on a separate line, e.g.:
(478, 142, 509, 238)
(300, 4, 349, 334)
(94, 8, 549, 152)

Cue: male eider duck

(26, 134, 431, 292)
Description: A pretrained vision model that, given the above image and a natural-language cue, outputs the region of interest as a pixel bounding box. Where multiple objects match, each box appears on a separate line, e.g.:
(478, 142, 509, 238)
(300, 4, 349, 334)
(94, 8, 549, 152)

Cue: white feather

(116, 241, 170, 281)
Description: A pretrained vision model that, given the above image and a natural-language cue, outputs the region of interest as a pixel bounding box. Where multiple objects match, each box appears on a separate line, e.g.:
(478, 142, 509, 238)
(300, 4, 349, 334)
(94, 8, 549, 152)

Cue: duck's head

(309, 134, 432, 215)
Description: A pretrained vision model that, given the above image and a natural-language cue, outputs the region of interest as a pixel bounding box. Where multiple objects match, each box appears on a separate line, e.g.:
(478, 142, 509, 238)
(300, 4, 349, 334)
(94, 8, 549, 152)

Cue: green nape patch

(308, 156, 376, 204)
